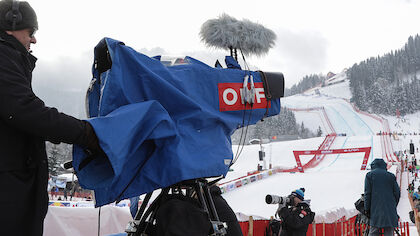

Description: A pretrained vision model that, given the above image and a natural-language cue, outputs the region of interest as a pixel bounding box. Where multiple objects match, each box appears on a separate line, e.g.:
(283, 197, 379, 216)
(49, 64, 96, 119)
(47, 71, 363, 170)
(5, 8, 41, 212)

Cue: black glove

(78, 121, 107, 170)
(276, 202, 287, 218)
(83, 121, 103, 155)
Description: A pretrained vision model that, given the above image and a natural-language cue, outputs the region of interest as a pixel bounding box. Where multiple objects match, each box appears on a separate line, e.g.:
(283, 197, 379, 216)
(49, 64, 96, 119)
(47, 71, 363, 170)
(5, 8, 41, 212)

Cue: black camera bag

(155, 194, 213, 236)
(354, 196, 365, 213)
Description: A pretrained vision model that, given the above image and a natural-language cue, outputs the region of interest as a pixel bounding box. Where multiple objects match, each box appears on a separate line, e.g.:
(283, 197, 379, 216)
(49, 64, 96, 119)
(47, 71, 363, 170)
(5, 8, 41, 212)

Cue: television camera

(73, 13, 284, 236)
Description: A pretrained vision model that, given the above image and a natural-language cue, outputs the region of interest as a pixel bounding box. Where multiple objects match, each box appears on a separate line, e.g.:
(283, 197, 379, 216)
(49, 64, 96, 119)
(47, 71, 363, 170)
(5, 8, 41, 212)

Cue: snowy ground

(45, 72, 420, 235)
(221, 73, 419, 234)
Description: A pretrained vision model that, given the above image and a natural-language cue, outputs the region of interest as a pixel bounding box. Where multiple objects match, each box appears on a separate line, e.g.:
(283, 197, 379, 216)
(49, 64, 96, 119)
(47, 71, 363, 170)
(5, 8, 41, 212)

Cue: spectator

(364, 158, 400, 236)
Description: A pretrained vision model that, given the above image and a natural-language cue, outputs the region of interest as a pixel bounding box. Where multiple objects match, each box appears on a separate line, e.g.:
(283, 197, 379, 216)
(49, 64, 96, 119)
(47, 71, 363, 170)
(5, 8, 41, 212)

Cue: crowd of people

(405, 150, 420, 225)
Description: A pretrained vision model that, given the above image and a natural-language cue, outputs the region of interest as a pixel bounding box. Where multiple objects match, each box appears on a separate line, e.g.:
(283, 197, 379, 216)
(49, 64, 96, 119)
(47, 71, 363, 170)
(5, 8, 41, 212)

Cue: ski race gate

(293, 147, 372, 173)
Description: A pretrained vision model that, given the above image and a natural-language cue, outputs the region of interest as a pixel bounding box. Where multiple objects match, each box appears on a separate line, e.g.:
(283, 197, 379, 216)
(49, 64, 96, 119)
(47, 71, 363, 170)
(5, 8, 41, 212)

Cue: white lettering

(223, 88, 238, 105)
(255, 88, 265, 103)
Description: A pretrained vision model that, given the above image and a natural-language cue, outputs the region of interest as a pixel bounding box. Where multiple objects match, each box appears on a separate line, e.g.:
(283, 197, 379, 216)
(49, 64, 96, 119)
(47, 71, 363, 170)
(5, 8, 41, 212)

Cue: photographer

(277, 188, 315, 236)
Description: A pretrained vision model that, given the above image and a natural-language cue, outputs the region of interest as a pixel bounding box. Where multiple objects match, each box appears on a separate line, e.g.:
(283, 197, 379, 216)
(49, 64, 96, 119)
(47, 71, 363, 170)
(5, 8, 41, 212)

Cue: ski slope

(221, 72, 419, 231)
(43, 72, 420, 235)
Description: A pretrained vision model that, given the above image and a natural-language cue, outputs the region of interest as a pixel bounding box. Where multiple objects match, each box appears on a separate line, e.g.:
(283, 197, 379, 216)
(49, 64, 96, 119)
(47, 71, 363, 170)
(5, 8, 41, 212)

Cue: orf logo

(218, 82, 270, 111)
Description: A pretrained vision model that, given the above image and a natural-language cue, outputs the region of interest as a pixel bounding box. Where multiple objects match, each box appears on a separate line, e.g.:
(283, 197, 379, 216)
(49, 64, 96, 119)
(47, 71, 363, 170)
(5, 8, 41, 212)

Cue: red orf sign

(218, 82, 270, 111)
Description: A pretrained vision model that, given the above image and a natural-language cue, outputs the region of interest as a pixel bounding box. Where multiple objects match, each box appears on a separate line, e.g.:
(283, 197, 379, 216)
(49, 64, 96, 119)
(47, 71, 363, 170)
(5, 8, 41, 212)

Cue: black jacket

(364, 158, 400, 228)
(279, 201, 315, 236)
(0, 30, 88, 172)
(0, 30, 94, 235)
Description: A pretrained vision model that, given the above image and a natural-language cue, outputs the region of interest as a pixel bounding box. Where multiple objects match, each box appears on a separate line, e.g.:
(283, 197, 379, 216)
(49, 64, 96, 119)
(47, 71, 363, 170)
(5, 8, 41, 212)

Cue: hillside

(221, 74, 419, 230)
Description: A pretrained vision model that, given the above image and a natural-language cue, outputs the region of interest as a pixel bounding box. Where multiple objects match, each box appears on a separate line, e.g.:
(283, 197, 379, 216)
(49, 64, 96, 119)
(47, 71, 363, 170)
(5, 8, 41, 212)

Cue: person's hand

(278, 201, 287, 209)
(276, 201, 287, 215)
(84, 121, 104, 156)
(78, 121, 107, 170)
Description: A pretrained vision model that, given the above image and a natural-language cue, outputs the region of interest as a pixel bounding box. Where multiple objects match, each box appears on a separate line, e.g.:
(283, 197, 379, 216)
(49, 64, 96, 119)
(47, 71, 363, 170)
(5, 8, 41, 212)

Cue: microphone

(200, 14, 276, 57)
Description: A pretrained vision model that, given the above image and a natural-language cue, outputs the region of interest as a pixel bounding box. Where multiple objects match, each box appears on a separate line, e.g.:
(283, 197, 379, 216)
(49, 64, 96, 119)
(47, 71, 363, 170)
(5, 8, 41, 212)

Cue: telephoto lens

(265, 194, 289, 204)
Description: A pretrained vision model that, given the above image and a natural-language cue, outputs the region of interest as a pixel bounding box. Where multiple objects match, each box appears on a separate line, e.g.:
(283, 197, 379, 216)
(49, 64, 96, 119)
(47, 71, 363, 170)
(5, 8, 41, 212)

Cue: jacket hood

(370, 158, 387, 170)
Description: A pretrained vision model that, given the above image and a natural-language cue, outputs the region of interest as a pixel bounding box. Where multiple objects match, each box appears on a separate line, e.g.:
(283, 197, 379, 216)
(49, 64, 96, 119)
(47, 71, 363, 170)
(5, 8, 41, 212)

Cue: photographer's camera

(265, 194, 292, 206)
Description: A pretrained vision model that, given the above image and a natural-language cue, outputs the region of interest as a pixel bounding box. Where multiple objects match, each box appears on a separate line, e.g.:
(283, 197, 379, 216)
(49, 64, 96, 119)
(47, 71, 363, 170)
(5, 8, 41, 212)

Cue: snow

(44, 72, 420, 235)
(304, 71, 352, 100)
(220, 75, 419, 234)
(57, 173, 78, 182)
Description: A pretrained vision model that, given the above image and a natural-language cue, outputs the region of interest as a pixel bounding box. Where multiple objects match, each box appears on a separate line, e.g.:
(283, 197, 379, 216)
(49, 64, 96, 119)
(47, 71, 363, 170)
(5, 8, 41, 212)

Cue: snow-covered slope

(221, 72, 420, 231)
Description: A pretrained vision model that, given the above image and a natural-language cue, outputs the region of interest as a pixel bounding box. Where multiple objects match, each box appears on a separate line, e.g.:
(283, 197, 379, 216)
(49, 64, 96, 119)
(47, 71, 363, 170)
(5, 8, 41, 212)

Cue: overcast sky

(28, 0, 420, 92)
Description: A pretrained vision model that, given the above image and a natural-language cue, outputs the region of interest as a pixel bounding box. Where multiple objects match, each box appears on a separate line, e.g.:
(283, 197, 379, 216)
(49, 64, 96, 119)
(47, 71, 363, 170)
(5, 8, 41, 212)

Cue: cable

(230, 49, 255, 166)
(98, 206, 101, 236)
(231, 106, 253, 166)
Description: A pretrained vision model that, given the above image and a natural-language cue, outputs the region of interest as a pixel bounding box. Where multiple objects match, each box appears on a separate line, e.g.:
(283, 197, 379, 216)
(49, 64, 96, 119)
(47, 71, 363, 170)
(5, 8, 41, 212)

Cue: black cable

(98, 206, 101, 236)
(231, 50, 256, 166)
(232, 105, 253, 166)
(232, 102, 248, 165)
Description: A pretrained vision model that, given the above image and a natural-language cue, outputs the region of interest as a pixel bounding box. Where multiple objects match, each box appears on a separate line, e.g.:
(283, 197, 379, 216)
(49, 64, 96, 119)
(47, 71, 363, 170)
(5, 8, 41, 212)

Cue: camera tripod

(125, 178, 227, 236)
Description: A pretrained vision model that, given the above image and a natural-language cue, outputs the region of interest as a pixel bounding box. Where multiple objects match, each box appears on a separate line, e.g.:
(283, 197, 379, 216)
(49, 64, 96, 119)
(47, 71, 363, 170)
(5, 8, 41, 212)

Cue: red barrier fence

(239, 216, 410, 236)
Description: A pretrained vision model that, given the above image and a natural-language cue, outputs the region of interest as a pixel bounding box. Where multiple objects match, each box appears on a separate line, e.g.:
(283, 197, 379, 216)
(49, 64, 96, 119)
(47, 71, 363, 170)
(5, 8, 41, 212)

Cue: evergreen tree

(347, 34, 420, 115)
(230, 107, 313, 144)
(316, 126, 323, 137)
(47, 143, 61, 176)
(46, 142, 72, 176)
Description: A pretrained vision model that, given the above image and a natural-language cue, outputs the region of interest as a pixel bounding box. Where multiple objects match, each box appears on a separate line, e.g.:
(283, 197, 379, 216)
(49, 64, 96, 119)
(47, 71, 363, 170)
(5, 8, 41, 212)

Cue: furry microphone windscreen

(200, 14, 277, 57)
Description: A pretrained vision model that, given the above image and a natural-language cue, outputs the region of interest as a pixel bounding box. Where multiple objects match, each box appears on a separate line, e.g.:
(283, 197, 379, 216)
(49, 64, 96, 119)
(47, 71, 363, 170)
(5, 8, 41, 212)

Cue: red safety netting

(239, 215, 410, 236)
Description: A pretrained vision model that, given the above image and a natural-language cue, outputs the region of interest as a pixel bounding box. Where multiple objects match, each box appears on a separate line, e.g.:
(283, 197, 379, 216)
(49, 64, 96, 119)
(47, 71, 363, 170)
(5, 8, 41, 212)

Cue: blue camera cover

(73, 38, 281, 206)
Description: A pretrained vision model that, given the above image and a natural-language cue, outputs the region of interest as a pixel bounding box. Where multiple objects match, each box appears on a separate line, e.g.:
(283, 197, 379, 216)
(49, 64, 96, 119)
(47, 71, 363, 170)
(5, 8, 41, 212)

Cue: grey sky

(28, 0, 420, 113)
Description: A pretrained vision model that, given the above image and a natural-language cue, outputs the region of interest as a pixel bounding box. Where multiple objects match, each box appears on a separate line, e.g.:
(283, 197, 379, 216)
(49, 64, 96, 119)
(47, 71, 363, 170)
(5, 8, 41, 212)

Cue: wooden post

(248, 216, 253, 236)
(322, 222, 325, 236)
(313, 221, 316, 236)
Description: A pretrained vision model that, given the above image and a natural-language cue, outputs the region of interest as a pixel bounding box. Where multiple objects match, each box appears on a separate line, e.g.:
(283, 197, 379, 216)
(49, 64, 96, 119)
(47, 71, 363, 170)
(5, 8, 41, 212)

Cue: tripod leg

(203, 183, 220, 221)
(133, 192, 152, 221)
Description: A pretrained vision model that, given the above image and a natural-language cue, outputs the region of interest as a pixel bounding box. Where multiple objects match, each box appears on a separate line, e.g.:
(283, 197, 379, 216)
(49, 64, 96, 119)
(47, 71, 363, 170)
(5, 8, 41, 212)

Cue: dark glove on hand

(276, 203, 287, 218)
(78, 121, 106, 170)
(84, 121, 103, 155)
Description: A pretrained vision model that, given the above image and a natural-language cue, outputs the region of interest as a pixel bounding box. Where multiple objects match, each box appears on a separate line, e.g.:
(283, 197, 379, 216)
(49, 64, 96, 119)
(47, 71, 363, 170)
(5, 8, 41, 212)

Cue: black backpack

(265, 219, 281, 236)
(154, 194, 213, 236)
(354, 195, 365, 214)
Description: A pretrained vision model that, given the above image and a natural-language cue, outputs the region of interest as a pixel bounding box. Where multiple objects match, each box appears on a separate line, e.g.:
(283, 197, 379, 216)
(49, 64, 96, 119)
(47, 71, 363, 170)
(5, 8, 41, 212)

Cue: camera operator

(277, 188, 315, 236)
